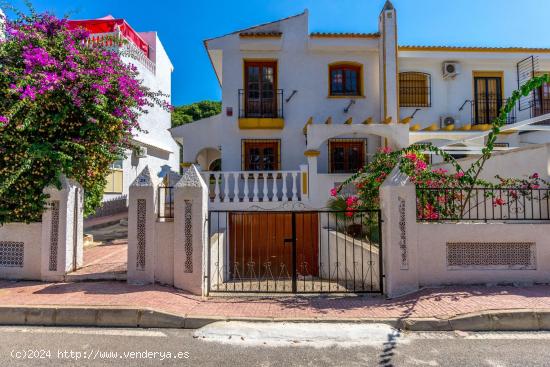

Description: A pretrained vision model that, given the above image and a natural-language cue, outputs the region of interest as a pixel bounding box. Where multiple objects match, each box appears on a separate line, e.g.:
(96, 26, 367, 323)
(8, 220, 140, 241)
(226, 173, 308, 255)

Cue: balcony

(238, 89, 284, 129)
(463, 97, 517, 127)
(83, 32, 156, 75)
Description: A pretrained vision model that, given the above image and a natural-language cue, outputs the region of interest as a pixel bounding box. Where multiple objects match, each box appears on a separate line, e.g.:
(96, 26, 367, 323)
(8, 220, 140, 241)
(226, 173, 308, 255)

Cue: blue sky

(6, 0, 550, 106)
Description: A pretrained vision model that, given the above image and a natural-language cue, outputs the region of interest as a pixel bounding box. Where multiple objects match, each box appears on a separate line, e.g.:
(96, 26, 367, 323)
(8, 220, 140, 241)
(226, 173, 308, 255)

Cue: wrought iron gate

(207, 210, 383, 294)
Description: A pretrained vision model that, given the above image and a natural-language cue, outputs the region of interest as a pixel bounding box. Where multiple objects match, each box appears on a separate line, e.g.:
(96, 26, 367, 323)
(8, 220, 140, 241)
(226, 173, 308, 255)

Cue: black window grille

(399, 72, 431, 107)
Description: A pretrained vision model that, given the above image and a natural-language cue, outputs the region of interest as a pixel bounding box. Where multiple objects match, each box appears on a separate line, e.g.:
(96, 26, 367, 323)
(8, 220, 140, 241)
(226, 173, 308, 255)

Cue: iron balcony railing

(417, 187, 550, 222)
(238, 89, 283, 118)
(528, 96, 550, 125)
(462, 97, 517, 126)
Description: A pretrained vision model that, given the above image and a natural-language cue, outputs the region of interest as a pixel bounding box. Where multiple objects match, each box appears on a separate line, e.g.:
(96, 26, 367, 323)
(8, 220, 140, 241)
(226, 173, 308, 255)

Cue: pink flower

(345, 210, 354, 217)
(330, 188, 338, 197)
(414, 160, 427, 171)
(346, 196, 358, 206)
(379, 146, 392, 154)
(403, 153, 417, 161)
(455, 172, 465, 179)
(493, 197, 505, 207)
(532, 172, 539, 179)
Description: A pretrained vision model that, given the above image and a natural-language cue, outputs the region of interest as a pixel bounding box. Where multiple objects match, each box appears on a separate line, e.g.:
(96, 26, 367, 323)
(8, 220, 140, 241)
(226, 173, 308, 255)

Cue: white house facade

(170, 1, 550, 210)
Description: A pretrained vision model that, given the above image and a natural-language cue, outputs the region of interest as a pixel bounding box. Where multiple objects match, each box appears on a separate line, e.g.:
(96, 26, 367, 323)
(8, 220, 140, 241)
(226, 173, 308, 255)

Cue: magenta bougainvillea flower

(0, 9, 170, 223)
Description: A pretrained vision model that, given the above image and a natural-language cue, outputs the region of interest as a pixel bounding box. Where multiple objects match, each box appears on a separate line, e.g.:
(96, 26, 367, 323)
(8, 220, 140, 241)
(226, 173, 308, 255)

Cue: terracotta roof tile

(399, 45, 550, 53)
(239, 31, 282, 38)
(310, 32, 380, 39)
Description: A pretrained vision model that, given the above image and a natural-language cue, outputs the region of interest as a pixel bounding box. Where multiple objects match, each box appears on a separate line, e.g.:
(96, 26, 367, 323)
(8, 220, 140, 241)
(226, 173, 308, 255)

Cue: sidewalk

(0, 281, 550, 324)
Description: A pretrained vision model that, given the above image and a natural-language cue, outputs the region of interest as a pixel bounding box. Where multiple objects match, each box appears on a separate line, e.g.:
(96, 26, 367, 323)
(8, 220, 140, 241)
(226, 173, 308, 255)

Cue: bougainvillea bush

(0, 9, 168, 223)
(332, 74, 550, 221)
(331, 146, 548, 221)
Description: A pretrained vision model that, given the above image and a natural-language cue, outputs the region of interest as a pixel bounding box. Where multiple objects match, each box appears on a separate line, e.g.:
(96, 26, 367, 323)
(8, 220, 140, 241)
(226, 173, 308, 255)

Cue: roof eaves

(310, 32, 380, 39)
(203, 10, 305, 43)
(399, 45, 550, 53)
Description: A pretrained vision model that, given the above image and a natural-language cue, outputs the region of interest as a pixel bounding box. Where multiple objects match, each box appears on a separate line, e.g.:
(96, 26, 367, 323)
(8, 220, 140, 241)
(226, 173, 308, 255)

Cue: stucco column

(173, 165, 208, 295)
(304, 150, 320, 207)
(379, 166, 419, 297)
(40, 176, 83, 281)
(127, 166, 157, 284)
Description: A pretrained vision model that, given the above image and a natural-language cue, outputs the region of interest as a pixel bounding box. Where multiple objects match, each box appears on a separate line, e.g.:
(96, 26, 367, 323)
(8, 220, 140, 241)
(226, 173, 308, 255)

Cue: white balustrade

(82, 31, 156, 74)
(202, 170, 301, 204)
(222, 172, 230, 203)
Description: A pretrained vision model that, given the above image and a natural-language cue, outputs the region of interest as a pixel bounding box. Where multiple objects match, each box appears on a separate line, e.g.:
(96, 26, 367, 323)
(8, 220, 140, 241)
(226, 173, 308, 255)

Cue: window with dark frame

(399, 72, 431, 107)
(474, 75, 503, 125)
(242, 140, 280, 171)
(329, 64, 361, 96)
(244, 61, 277, 117)
(329, 139, 366, 173)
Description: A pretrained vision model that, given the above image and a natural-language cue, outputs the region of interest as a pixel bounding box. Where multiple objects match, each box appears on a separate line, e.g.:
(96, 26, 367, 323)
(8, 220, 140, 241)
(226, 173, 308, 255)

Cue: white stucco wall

(398, 52, 550, 130)
(381, 167, 550, 297)
(416, 222, 550, 287)
(0, 223, 42, 280)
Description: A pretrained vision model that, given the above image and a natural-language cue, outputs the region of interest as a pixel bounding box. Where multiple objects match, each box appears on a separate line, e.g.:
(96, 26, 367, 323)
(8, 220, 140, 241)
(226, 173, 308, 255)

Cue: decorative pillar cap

(175, 164, 206, 188)
(131, 166, 154, 187)
(304, 150, 321, 157)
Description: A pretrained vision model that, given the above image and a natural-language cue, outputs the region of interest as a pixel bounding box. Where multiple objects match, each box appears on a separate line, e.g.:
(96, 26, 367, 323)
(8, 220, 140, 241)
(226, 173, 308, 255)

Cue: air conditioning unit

(443, 61, 461, 79)
(133, 146, 147, 159)
(440, 115, 459, 128)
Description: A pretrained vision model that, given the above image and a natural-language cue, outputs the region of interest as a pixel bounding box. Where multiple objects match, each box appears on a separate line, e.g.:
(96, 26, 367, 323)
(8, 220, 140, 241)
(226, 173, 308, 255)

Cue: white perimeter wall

(0, 223, 42, 280)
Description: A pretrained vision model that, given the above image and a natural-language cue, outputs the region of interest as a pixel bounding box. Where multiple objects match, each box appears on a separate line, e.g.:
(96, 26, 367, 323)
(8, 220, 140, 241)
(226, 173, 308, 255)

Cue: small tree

(0, 9, 169, 223)
(171, 100, 221, 127)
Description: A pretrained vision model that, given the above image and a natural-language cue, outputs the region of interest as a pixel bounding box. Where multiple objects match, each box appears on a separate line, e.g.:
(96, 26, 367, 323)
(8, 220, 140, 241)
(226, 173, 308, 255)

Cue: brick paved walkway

(0, 281, 549, 320)
(66, 241, 127, 280)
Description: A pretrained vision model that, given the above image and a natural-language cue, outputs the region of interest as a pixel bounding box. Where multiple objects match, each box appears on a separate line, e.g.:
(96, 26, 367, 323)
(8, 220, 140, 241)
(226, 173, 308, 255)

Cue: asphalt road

(0, 324, 549, 366)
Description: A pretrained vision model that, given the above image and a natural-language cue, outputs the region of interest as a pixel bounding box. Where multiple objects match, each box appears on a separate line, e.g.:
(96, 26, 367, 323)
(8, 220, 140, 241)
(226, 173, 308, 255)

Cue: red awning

(67, 17, 149, 57)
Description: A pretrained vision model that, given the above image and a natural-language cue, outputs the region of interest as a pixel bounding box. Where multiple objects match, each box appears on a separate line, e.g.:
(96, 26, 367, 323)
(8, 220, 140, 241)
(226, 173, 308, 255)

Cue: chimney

(378, 0, 399, 124)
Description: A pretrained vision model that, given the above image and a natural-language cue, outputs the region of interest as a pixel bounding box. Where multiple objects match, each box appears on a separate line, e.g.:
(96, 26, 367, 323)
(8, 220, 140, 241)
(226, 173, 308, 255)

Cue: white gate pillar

(40, 176, 83, 281)
(379, 166, 420, 297)
(127, 166, 157, 284)
(304, 150, 320, 206)
(173, 165, 208, 295)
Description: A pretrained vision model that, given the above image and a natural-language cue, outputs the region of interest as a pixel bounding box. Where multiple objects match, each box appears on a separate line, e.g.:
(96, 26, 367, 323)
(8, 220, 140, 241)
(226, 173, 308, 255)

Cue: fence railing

(463, 97, 517, 126)
(157, 185, 174, 219)
(238, 89, 283, 118)
(87, 195, 127, 220)
(417, 187, 550, 222)
(202, 171, 301, 203)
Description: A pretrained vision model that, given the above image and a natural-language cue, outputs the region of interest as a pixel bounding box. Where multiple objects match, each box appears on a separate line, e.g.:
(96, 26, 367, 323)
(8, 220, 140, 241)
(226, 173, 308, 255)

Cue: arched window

(399, 72, 431, 107)
(329, 62, 363, 97)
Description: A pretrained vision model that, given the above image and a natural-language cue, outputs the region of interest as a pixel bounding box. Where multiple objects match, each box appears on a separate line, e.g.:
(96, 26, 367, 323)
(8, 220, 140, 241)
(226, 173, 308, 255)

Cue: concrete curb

(1, 306, 550, 331)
